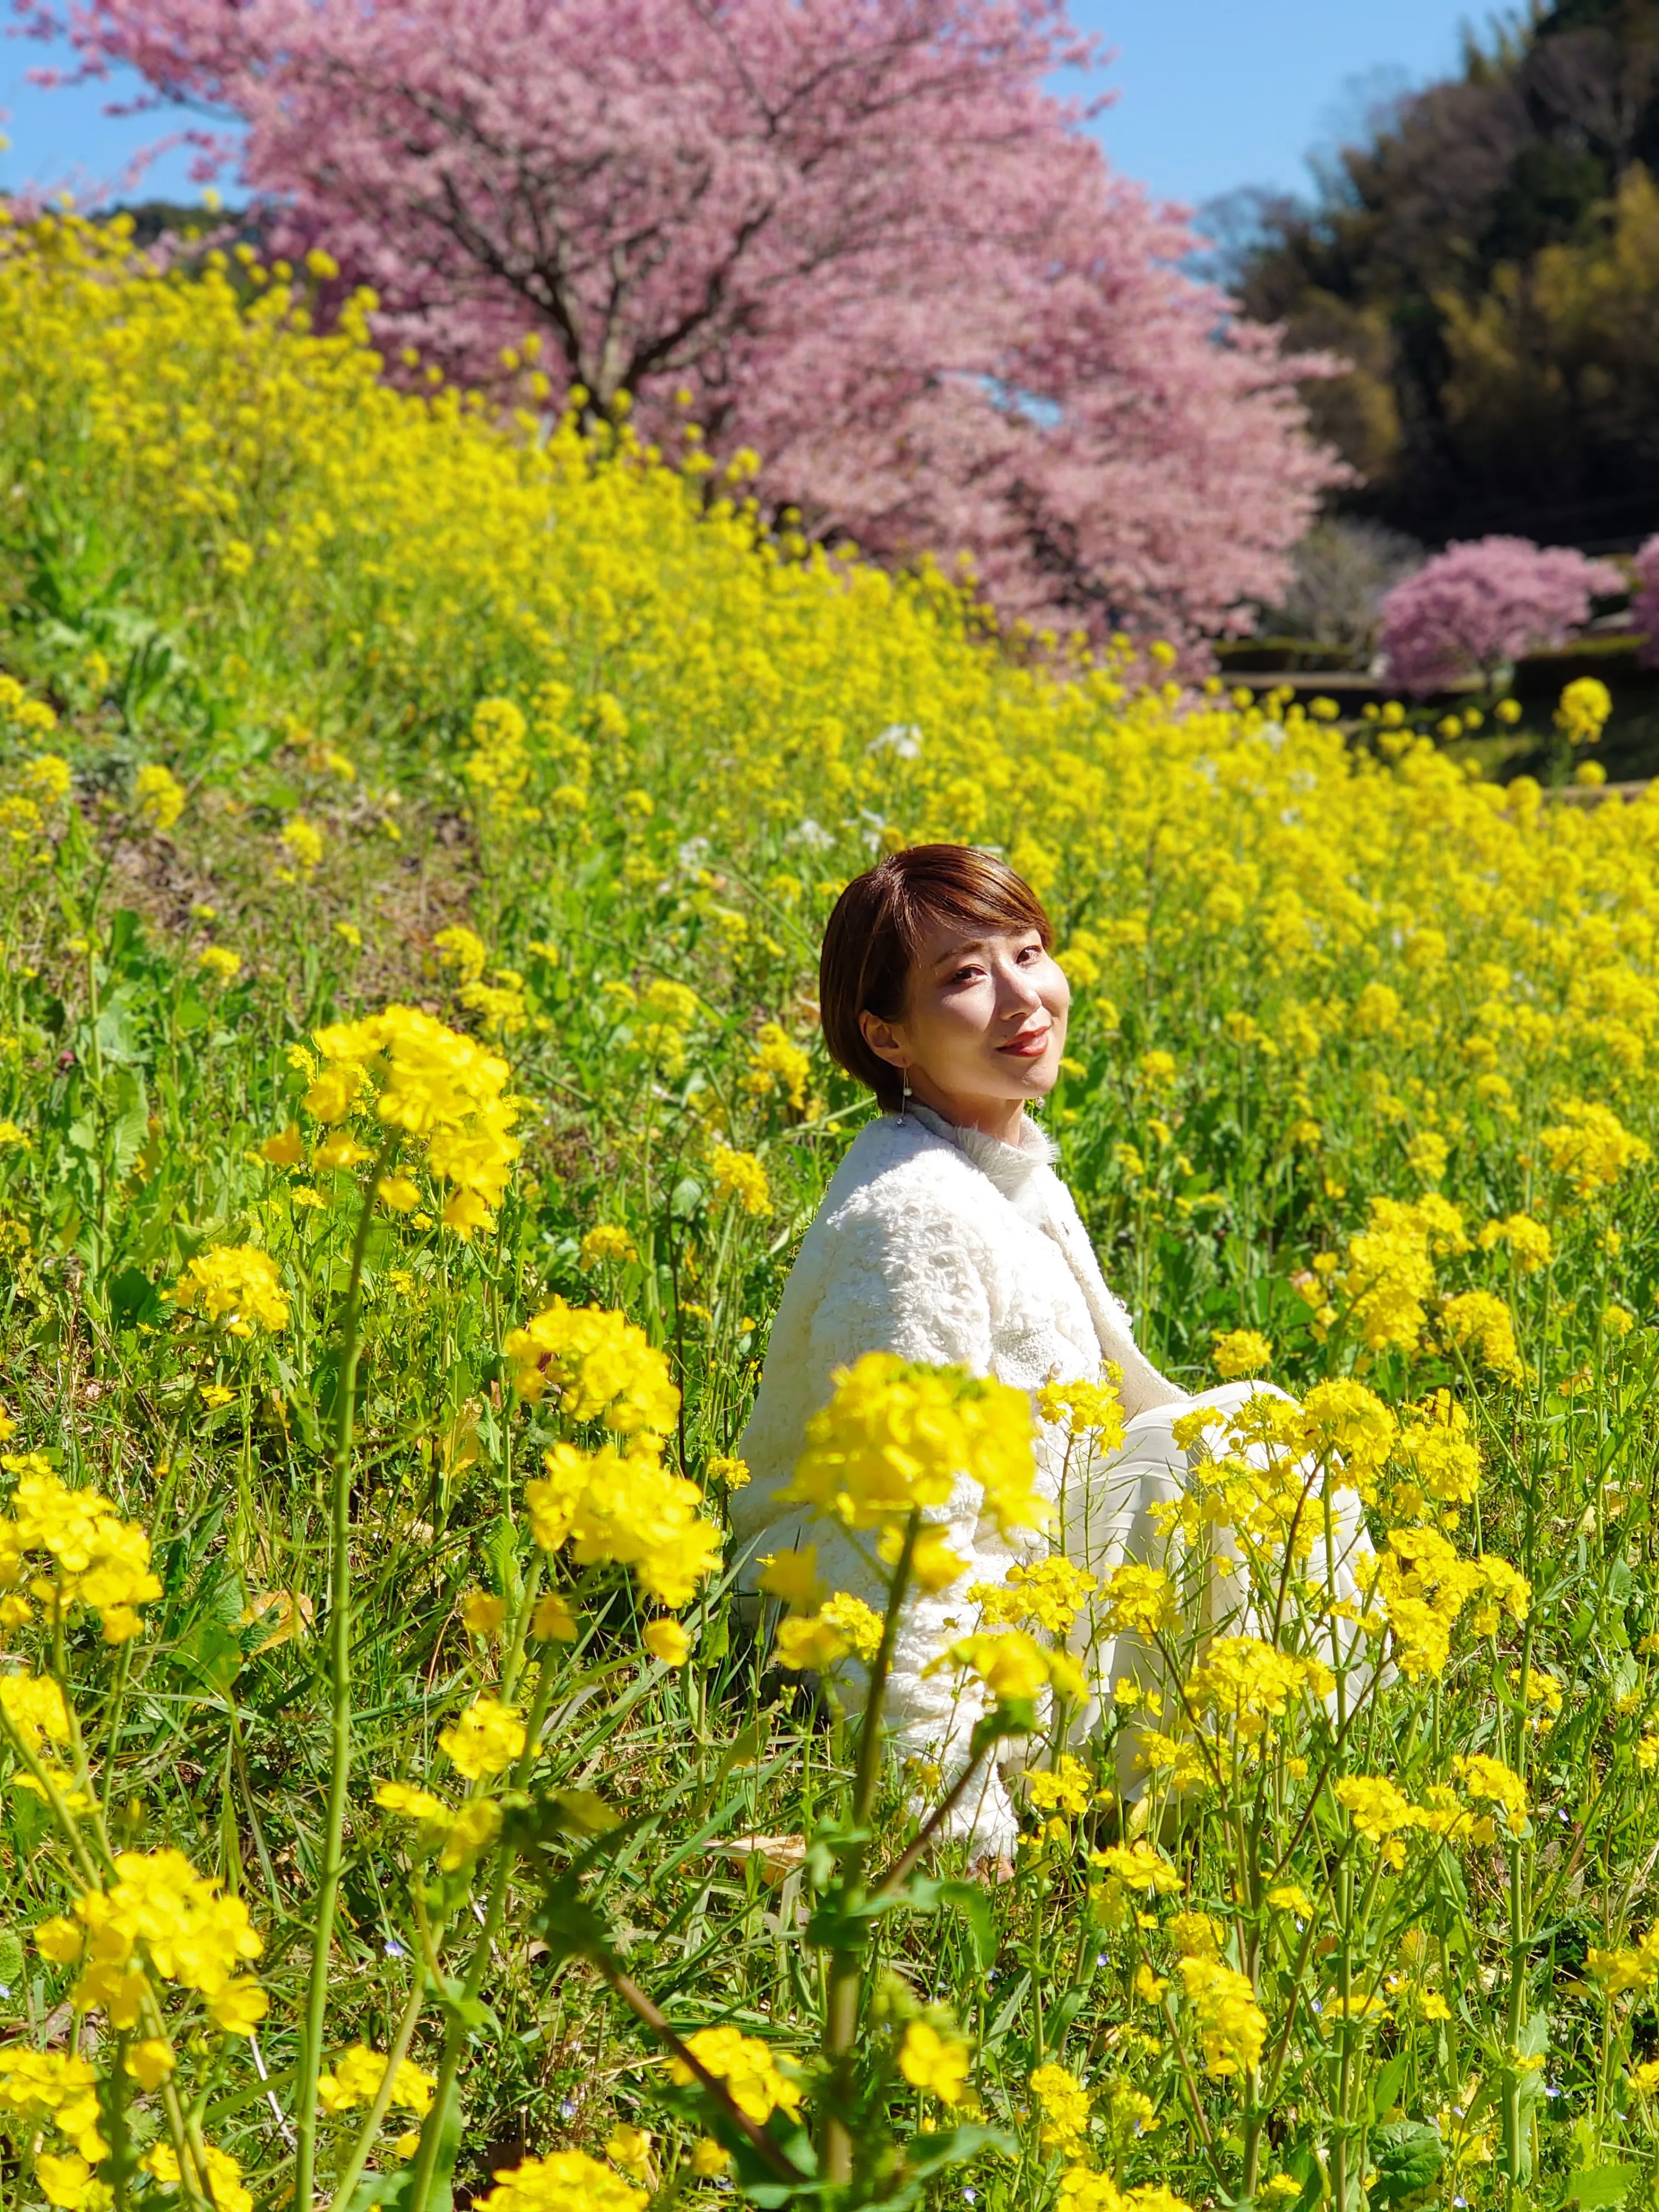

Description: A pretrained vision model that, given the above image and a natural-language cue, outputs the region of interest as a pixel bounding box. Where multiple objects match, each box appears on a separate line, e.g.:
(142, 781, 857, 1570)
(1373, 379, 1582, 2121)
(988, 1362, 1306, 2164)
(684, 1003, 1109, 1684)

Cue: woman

(732, 844, 1367, 1859)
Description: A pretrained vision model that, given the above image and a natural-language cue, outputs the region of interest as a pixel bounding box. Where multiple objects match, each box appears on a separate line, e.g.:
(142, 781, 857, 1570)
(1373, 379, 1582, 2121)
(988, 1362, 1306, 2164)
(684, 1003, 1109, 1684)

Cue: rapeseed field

(1, 213, 1658, 2212)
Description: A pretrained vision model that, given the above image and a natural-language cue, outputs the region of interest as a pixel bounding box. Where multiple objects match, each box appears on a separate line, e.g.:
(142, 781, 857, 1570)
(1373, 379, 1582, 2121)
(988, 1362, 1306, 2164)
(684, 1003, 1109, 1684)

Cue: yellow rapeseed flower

(1540, 1099, 1650, 1198)
(1030, 2061, 1092, 2153)
(526, 1441, 720, 1607)
(898, 2019, 973, 2104)
(642, 1617, 692, 1666)
(504, 1299, 678, 1433)
(1037, 1371, 1127, 1444)
(1211, 1327, 1272, 1379)
(54, 1848, 264, 2034)
(438, 1696, 526, 1780)
(171, 1245, 290, 1335)
(969, 1554, 1097, 1635)
(786, 1352, 1042, 1535)
(669, 2026, 803, 2125)
(317, 2042, 436, 2117)
(1177, 1955, 1267, 2077)
(708, 1143, 770, 1216)
(280, 815, 324, 872)
(774, 1590, 884, 1671)
(132, 763, 185, 831)
(579, 1223, 637, 1267)
(478, 2152, 645, 2212)
(143, 2143, 253, 2212)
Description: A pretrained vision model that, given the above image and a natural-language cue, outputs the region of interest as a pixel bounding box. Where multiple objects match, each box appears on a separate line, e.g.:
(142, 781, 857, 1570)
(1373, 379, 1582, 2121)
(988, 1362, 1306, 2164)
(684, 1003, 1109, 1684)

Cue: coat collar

(904, 1101, 1058, 1200)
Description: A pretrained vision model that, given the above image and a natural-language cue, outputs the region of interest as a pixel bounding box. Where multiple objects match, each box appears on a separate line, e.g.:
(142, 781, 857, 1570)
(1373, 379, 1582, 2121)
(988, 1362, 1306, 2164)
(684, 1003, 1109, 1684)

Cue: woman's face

(859, 917, 1070, 1137)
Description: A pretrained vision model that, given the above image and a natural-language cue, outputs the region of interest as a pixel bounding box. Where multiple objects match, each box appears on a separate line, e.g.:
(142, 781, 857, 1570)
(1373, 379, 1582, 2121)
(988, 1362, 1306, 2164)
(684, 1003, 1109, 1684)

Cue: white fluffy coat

(732, 1104, 1370, 1856)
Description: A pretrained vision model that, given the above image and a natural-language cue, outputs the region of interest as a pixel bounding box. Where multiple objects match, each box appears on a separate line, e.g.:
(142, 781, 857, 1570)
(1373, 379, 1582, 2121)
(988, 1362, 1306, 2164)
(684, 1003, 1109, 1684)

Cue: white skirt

(1042, 1379, 1379, 1797)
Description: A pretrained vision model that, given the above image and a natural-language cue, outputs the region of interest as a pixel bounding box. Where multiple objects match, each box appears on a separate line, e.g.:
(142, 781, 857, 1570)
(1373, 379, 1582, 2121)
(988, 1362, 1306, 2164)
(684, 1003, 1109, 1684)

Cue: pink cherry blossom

(31, 0, 1346, 646)
(1630, 534, 1659, 667)
(1378, 537, 1623, 692)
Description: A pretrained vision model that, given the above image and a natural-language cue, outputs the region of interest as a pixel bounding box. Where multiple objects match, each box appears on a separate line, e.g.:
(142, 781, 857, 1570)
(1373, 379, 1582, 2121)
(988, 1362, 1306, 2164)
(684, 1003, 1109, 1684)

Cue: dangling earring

(898, 1069, 911, 1124)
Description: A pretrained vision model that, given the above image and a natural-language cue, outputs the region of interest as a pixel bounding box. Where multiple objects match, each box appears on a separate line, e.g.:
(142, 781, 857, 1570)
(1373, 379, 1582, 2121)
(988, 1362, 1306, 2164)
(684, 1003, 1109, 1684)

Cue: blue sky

(1066, 0, 1472, 208)
(2, 2, 1474, 213)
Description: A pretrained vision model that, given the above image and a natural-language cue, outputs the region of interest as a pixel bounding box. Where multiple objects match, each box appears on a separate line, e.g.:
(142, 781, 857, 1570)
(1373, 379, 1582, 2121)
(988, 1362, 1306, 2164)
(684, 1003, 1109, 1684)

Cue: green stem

(1333, 1858, 1353, 2212)
(821, 1511, 919, 2186)
(109, 2031, 131, 2212)
(1241, 2064, 1263, 2199)
(867, 1727, 1000, 1903)
(325, 1973, 430, 2212)
(405, 1648, 561, 2212)
(1157, 1985, 1222, 2177)
(600, 1959, 805, 2183)
(292, 1135, 398, 2211)
(98, 1639, 136, 1822)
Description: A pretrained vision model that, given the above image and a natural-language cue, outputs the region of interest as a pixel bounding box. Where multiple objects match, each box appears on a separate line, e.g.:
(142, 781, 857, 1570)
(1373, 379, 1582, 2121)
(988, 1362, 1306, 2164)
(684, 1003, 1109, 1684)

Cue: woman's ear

(858, 1008, 909, 1072)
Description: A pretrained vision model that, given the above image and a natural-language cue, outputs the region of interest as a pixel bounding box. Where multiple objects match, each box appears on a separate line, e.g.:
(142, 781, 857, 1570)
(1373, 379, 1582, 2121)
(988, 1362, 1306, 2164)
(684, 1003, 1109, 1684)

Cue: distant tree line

(1218, 0, 1659, 552)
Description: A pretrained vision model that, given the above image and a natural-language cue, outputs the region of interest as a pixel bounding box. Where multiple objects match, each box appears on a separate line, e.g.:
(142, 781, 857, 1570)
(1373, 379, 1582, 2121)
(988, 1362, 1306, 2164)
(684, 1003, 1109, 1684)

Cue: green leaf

(986, 1967, 1032, 2045)
(174, 1582, 247, 1695)
(726, 2119, 820, 2209)
(485, 1512, 521, 1605)
(936, 1880, 995, 1970)
(95, 987, 145, 1065)
(106, 1065, 149, 1178)
(812, 1867, 992, 1952)
(1570, 2166, 1640, 2209)
(710, 1714, 771, 1790)
(802, 1906, 877, 1952)
(1367, 2120, 1444, 2204)
(104, 908, 147, 967)
(534, 1877, 617, 1969)
(968, 1697, 1039, 1743)
(1368, 2051, 1411, 2123)
(1276, 2132, 1325, 2212)
(348, 2171, 411, 2212)
(549, 1788, 619, 1836)
(106, 1264, 161, 1329)
(900, 2121, 1014, 2180)
(8, 1780, 49, 1856)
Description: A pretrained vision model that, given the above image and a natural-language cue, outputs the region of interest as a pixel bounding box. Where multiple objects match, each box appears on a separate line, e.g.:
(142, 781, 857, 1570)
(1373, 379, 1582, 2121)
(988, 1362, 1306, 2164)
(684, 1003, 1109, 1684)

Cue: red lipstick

(998, 1027, 1049, 1058)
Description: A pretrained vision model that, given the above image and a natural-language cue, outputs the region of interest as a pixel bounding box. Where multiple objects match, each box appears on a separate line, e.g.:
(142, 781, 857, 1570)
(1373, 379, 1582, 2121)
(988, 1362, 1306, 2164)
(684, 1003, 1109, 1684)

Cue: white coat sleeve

(1043, 1187, 1188, 1419)
(733, 1199, 1024, 1858)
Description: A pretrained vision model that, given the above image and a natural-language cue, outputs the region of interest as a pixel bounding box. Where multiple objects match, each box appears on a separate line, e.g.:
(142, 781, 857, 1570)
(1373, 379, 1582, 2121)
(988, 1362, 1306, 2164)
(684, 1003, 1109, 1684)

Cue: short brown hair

(819, 844, 1053, 1113)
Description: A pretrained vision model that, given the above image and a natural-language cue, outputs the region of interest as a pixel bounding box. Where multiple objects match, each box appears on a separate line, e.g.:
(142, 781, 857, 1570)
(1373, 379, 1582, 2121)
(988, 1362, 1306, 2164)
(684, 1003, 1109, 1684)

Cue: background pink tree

(32, 0, 1344, 646)
(1631, 534, 1659, 665)
(1378, 535, 1623, 691)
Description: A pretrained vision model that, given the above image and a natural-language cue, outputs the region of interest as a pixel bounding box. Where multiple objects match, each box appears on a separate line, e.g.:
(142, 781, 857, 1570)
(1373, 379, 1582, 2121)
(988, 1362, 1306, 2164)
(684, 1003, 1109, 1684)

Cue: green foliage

(1227, 1, 1659, 542)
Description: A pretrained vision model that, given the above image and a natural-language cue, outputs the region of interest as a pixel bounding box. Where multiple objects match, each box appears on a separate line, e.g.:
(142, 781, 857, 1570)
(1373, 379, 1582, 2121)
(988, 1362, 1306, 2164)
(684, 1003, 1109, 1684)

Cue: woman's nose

(995, 957, 1043, 1009)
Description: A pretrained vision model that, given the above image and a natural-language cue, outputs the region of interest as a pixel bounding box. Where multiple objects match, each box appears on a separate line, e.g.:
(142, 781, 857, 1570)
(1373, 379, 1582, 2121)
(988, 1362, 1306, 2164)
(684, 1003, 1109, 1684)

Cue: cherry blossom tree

(33, 0, 1345, 643)
(1378, 535, 1623, 691)
(1632, 533, 1659, 664)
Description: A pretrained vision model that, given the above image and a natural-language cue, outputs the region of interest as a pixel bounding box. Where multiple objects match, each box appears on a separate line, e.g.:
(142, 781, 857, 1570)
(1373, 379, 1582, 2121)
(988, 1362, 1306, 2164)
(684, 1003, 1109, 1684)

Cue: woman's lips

(998, 1028, 1049, 1058)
